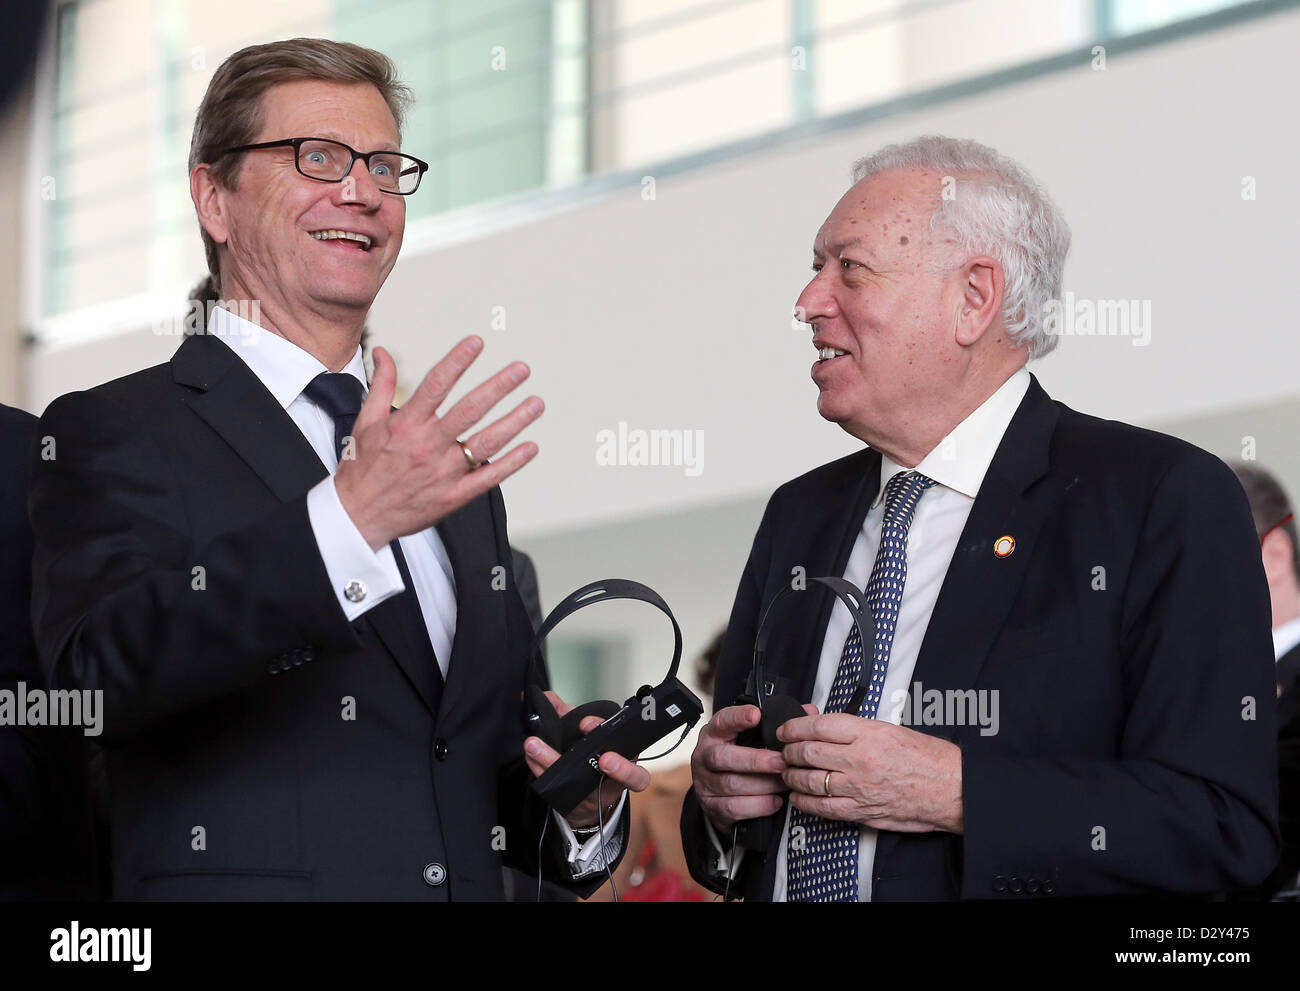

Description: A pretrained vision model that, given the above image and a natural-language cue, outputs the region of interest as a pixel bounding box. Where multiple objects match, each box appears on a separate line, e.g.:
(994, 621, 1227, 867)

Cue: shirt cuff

(704, 814, 745, 879)
(306, 475, 404, 621)
(553, 791, 628, 878)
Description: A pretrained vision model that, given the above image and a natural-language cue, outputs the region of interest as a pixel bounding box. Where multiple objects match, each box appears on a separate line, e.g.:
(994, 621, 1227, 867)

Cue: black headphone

(524, 577, 689, 754)
(739, 576, 876, 750)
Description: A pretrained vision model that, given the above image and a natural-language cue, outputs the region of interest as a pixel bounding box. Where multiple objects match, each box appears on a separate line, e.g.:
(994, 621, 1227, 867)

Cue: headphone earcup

(526, 685, 565, 751)
(556, 699, 621, 753)
(759, 694, 806, 751)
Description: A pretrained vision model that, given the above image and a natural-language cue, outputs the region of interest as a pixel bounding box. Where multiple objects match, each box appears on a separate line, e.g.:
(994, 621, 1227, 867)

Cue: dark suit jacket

(28, 332, 622, 900)
(1276, 685, 1300, 894)
(682, 375, 1279, 900)
(1, 403, 98, 899)
(1277, 643, 1300, 698)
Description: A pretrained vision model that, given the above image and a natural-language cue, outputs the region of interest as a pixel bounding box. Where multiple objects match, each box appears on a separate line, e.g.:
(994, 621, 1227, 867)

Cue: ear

(1262, 528, 1294, 585)
(190, 163, 231, 246)
(953, 255, 1004, 347)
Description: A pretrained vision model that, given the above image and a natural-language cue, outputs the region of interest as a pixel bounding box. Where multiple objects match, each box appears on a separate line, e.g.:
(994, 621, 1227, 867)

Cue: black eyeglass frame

(214, 137, 429, 195)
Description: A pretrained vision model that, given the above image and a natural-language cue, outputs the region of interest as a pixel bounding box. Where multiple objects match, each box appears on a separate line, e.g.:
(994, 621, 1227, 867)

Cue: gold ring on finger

(823, 770, 833, 797)
(458, 439, 485, 470)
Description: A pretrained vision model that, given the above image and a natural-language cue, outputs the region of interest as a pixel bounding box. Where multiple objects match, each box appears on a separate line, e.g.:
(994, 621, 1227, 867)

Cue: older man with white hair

(682, 135, 1280, 900)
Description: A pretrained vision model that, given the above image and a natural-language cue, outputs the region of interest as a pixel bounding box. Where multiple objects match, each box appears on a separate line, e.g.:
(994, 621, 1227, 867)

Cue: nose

(795, 270, 838, 330)
(336, 157, 384, 208)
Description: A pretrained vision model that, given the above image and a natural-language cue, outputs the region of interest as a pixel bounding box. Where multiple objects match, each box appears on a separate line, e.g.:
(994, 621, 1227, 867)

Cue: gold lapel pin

(993, 535, 1015, 558)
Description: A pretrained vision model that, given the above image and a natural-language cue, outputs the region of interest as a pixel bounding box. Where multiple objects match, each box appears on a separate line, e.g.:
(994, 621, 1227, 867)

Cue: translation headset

(731, 576, 876, 852)
(524, 578, 705, 817)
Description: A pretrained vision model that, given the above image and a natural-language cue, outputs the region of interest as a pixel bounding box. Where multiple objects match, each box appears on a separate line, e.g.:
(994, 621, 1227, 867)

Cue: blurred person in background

(1, 403, 99, 900)
(1229, 463, 1300, 696)
(1228, 462, 1300, 898)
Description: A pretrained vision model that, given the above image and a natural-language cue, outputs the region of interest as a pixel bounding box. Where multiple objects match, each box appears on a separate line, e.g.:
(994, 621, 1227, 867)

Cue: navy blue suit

(683, 376, 1279, 899)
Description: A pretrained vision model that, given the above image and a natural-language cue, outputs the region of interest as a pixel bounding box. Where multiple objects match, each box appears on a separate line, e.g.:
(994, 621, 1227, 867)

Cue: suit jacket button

(434, 739, 449, 761)
(423, 862, 446, 886)
(1026, 878, 1040, 894)
(1043, 879, 1056, 894)
(1009, 875, 1023, 893)
(992, 875, 1007, 893)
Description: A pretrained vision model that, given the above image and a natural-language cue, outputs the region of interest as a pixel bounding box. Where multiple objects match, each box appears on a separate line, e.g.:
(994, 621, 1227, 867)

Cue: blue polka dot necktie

(786, 470, 936, 902)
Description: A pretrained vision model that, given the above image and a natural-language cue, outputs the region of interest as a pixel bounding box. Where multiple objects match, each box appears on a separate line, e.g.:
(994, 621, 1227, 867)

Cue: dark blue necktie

(303, 372, 444, 708)
(786, 470, 935, 901)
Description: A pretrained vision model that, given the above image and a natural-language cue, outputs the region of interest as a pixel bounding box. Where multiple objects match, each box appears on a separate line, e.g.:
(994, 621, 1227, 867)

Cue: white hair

(852, 136, 1071, 360)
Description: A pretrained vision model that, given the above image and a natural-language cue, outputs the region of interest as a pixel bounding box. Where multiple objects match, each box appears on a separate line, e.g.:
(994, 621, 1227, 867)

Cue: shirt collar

(207, 304, 368, 410)
(1273, 616, 1300, 662)
(872, 367, 1031, 507)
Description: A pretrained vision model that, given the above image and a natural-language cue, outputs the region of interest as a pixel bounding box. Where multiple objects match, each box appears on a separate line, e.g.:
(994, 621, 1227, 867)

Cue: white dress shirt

(207, 305, 621, 873)
(710, 367, 1032, 900)
(1273, 616, 1300, 663)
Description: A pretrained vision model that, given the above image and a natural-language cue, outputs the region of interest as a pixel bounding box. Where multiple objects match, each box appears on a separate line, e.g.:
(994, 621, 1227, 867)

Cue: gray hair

(852, 136, 1070, 360)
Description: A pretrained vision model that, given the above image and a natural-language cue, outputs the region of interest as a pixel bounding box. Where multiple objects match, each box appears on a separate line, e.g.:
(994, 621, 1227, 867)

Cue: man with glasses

(29, 38, 642, 900)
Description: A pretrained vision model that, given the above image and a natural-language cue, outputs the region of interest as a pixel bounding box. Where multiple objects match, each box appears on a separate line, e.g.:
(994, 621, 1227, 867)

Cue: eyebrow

(812, 237, 876, 260)
(315, 131, 401, 153)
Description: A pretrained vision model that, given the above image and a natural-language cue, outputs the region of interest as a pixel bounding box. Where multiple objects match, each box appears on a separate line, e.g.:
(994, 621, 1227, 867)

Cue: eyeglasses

(215, 137, 428, 195)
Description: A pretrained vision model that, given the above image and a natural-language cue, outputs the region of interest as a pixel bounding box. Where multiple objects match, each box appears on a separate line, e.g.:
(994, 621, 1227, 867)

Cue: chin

(307, 281, 379, 311)
(815, 390, 853, 424)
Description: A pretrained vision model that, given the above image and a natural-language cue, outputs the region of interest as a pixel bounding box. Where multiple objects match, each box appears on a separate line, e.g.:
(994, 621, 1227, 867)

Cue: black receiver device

(733, 576, 875, 850)
(525, 579, 704, 816)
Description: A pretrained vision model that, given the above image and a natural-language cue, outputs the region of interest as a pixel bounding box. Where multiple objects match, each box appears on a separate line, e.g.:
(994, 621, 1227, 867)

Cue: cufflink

(344, 580, 367, 603)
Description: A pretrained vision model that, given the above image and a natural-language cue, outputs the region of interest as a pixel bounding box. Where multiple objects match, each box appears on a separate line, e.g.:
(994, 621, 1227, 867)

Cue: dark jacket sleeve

(1, 405, 44, 844)
(682, 492, 779, 898)
(960, 453, 1280, 896)
(29, 390, 358, 746)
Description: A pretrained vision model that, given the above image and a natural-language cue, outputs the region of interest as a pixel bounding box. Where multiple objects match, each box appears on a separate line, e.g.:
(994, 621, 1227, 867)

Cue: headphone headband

(752, 576, 875, 713)
(527, 578, 684, 680)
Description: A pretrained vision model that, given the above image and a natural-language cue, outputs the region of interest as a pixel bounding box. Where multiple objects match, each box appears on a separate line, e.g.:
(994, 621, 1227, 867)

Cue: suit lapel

(172, 333, 440, 715)
(174, 334, 327, 502)
(907, 376, 1063, 741)
(767, 451, 882, 704)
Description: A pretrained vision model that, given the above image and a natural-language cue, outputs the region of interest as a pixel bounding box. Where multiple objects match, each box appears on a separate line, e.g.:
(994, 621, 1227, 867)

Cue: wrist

(334, 473, 388, 551)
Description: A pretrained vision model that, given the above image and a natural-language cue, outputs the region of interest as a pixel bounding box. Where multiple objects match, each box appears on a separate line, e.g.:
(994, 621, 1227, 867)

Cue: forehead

(813, 168, 942, 255)
(255, 79, 400, 149)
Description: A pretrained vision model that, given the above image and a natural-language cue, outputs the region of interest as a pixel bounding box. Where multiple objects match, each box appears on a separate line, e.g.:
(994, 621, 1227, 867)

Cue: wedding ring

(823, 770, 833, 797)
(458, 440, 485, 470)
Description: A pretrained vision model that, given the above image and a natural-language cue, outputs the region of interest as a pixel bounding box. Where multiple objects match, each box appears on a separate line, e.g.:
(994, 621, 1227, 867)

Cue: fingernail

(511, 363, 529, 384)
(466, 336, 483, 353)
(526, 397, 544, 416)
(524, 739, 541, 756)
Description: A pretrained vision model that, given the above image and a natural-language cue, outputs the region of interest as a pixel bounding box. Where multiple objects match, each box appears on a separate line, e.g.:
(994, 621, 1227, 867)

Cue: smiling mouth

(309, 229, 373, 251)
(815, 346, 849, 362)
